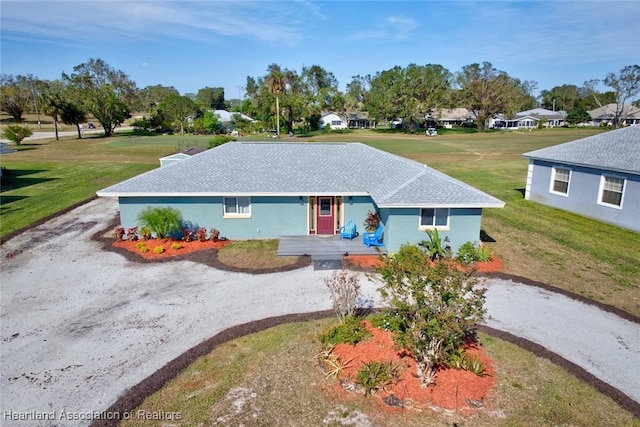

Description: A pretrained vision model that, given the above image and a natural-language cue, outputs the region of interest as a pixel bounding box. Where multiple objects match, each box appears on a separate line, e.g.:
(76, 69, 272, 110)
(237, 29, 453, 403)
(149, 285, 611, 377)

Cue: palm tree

(39, 80, 67, 140)
(266, 64, 285, 137)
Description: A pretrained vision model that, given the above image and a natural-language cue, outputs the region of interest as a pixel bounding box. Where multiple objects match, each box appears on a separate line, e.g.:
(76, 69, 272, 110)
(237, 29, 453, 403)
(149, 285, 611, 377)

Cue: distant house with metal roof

(97, 142, 504, 253)
(523, 126, 640, 232)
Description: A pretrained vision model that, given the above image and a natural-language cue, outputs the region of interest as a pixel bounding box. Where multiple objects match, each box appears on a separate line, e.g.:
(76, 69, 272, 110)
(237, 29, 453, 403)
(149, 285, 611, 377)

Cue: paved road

(1, 198, 638, 425)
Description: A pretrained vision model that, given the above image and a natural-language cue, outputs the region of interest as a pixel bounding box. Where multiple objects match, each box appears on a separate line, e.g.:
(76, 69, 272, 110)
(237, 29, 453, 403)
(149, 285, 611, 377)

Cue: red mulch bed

(113, 238, 230, 260)
(345, 255, 504, 273)
(328, 321, 495, 413)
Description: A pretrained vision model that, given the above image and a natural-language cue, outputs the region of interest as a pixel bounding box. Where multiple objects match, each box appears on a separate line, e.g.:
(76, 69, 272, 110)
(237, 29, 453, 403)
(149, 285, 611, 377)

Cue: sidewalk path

(1, 198, 638, 425)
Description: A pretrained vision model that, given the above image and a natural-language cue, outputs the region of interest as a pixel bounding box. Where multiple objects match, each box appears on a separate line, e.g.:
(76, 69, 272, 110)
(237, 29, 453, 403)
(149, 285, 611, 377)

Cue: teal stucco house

(97, 142, 504, 253)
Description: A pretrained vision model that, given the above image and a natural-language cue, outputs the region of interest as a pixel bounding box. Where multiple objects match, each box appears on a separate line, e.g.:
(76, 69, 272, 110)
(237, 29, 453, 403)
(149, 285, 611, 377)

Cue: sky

(1, 0, 639, 101)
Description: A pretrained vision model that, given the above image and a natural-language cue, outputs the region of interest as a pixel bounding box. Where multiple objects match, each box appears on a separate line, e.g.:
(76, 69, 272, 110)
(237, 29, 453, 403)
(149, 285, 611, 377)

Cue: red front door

(316, 197, 335, 235)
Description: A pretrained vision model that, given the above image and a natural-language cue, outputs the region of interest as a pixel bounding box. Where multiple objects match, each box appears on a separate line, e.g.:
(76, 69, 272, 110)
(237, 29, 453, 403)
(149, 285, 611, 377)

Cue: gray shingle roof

(523, 126, 640, 175)
(97, 142, 504, 208)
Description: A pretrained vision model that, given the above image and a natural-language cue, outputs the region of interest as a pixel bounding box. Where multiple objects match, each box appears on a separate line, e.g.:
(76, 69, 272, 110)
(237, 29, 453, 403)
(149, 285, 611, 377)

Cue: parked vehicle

(426, 128, 438, 137)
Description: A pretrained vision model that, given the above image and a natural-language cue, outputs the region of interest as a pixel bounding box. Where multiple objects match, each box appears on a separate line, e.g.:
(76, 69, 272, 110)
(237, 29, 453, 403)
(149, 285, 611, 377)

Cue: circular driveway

(1, 198, 638, 425)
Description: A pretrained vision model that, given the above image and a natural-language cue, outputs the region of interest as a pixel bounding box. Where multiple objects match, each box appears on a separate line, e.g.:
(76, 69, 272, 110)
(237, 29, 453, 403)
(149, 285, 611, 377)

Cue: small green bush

(137, 207, 183, 239)
(153, 246, 165, 254)
(456, 241, 493, 265)
(355, 361, 398, 396)
(369, 310, 405, 334)
(448, 349, 486, 377)
(208, 135, 235, 148)
(2, 125, 33, 145)
(319, 315, 372, 346)
(170, 242, 182, 250)
(137, 244, 149, 253)
(135, 241, 147, 250)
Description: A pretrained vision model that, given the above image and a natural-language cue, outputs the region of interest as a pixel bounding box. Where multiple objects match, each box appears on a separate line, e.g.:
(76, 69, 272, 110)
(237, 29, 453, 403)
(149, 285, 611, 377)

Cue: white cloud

(346, 15, 419, 42)
(0, 1, 308, 47)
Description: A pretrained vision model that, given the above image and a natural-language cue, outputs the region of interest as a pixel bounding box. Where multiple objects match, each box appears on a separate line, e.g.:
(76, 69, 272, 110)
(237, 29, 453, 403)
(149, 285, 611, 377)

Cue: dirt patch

(326, 321, 496, 414)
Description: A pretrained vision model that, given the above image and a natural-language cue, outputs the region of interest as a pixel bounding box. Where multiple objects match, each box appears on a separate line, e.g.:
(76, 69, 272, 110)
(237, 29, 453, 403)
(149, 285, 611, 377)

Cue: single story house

(491, 108, 567, 129)
(433, 108, 476, 128)
(319, 113, 347, 130)
(97, 142, 505, 253)
(348, 113, 371, 129)
(523, 126, 640, 233)
(588, 104, 640, 127)
(518, 108, 566, 127)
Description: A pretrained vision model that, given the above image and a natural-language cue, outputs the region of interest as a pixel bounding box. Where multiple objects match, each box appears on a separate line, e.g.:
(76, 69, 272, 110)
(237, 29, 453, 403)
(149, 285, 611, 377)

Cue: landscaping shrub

(356, 361, 398, 396)
(195, 227, 207, 242)
(209, 228, 220, 241)
(153, 245, 165, 254)
(126, 227, 139, 241)
(324, 270, 362, 323)
(170, 242, 182, 250)
(419, 228, 451, 260)
(113, 226, 125, 241)
(369, 310, 405, 334)
(456, 241, 493, 265)
(377, 244, 486, 387)
(319, 315, 372, 346)
(363, 210, 381, 232)
(139, 226, 152, 241)
(137, 207, 183, 239)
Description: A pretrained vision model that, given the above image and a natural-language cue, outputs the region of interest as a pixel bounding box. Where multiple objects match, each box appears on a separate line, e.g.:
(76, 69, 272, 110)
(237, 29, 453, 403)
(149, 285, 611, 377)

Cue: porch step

(312, 254, 343, 271)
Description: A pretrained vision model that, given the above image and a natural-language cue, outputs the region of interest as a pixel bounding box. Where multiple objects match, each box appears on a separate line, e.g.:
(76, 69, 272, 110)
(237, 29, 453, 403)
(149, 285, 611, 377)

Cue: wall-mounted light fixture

(349, 196, 353, 205)
(299, 196, 304, 205)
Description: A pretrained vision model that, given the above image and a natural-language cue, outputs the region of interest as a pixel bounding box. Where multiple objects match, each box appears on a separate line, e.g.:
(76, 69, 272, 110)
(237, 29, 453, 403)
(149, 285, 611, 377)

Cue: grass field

(1, 126, 639, 317)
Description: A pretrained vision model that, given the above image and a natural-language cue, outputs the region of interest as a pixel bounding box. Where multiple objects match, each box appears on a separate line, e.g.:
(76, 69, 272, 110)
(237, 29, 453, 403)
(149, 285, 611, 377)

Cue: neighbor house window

(223, 196, 251, 217)
(599, 176, 625, 208)
(420, 208, 449, 228)
(551, 167, 571, 195)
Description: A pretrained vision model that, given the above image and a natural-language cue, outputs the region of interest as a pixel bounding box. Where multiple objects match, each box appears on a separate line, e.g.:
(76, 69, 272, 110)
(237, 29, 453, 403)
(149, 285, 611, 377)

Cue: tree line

(1, 58, 638, 137)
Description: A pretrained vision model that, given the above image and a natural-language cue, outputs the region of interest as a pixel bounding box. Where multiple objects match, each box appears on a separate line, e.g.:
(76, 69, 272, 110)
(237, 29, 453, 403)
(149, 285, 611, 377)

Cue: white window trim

(418, 208, 450, 230)
(597, 175, 625, 210)
(223, 196, 251, 218)
(549, 166, 571, 197)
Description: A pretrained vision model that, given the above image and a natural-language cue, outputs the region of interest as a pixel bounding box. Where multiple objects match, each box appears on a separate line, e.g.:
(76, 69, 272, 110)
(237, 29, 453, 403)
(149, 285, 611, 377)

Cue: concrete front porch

(277, 235, 386, 257)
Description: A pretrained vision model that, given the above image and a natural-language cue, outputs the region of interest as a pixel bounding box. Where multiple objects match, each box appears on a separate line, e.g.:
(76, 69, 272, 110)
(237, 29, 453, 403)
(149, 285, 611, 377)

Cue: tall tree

(301, 65, 341, 123)
(196, 87, 225, 110)
(63, 58, 138, 136)
(39, 80, 68, 140)
(455, 62, 527, 131)
(584, 65, 640, 128)
(540, 84, 581, 112)
(158, 94, 199, 134)
(139, 85, 180, 110)
(61, 102, 87, 139)
(265, 64, 286, 136)
(0, 74, 33, 122)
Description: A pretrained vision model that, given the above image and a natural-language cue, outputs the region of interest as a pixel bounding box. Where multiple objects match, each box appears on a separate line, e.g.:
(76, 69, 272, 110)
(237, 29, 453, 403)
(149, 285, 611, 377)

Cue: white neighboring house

(319, 113, 347, 130)
(212, 110, 255, 132)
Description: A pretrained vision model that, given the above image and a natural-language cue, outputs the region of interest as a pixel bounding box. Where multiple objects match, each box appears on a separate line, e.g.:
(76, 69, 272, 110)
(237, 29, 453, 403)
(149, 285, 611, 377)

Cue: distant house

(212, 110, 255, 128)
(348, 113, 371, 129)
(523, 126, 640, 233)
(433, 108, 475, 128)
(588, 104, 640, 127)
(97, 142, 504, 253)
(491, 108, 566, 130)
(319, 113, 347, 130)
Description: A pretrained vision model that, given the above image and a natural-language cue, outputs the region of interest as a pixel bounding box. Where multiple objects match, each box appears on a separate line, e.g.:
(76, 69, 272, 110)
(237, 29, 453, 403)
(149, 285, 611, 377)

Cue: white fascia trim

(376, 202, 506, 209)
(97, 191, 371, 198)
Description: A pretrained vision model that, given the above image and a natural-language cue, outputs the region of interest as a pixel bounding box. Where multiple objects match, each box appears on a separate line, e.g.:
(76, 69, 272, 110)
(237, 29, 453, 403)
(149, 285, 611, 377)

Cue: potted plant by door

(363, 210, 381, 232)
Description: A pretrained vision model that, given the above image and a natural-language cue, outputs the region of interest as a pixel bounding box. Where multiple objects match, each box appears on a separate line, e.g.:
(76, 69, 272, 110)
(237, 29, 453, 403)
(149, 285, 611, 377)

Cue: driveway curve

(1, 198, 638, 426)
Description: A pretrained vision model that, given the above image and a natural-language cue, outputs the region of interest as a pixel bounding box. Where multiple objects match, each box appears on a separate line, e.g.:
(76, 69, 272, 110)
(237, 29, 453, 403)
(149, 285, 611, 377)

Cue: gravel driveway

(1, 197, 638, 425)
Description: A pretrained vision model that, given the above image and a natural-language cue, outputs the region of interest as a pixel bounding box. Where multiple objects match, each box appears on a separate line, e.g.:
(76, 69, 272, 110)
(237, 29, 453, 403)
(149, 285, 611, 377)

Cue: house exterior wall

(119, 196, 308, 238)
(379, 207, 483, 253)
(525, 159, 640, 232)
(319, 114, 347, 130)
(118, 195, 486, 252)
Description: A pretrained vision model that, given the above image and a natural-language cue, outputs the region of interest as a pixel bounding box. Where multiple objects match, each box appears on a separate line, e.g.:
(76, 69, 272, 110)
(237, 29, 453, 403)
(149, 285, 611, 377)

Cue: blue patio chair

(363, 226, 384, 247)
(339, 219, 358, 240)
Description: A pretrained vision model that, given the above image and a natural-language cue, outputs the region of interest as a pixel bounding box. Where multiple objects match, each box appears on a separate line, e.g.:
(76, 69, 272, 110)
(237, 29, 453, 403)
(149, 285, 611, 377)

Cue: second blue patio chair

(339, 219, 358, 240)
(363, 226, 384, 247)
